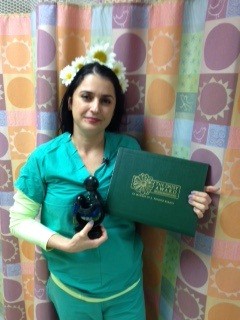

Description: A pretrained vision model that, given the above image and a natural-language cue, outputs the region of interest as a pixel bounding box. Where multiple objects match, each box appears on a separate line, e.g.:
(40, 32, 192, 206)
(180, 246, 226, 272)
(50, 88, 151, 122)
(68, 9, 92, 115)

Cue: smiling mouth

(84, 117, 101, 124)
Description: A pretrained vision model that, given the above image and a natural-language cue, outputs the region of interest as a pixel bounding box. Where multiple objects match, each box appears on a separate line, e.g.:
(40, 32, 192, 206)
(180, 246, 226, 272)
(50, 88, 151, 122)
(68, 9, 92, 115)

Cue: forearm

(46, 233, 72, 251)
(10, 190, 108, 253)
(9, 190, 57, 250)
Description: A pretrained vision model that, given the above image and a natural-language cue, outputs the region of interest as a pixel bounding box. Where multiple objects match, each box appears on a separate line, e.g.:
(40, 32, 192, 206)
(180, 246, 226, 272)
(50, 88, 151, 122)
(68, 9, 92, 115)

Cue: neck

(71, 132, 105, 154)
(71, 132, 105, 175)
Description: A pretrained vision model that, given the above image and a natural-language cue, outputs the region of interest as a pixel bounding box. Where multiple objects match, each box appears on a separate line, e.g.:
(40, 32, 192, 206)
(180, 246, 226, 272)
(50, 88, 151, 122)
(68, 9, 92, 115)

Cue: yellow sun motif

(2, 38, 31, 71)
(210, 262, 240, 298)
(0, 164, 12, 190)
(198, 77, 233, 120)
(58, 33, 88, 63)
(37, 74, 56, 109)
(148, 31, 179, 71)
(175, 285, 204, 320)
(224, 157, 240, 190)
(23, 277, 34, 299)
(147, 137, 171, 155)
(10, 129, 36, 157)
(126, 79, 145, 112)
(2, 239, 18, 263)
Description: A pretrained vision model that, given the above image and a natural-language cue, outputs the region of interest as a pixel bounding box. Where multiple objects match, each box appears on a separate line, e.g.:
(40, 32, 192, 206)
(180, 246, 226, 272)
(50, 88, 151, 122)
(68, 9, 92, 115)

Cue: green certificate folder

(106, 148, 209, 236)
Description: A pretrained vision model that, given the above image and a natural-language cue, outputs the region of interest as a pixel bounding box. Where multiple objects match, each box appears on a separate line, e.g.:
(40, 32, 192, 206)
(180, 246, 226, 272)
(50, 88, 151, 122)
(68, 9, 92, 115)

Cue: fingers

(189, 191, 211, 207)
(188, 191, 211, 218)
(189, 200, 209, 218)
(100, 226, 108, 239)
(193, 207, 204, 219)
(81, 220, 94, 236)
(204, 185, 220, 195)
(90, 226, 108, 247)
(66, 222, 108, 253)
(80, 222, 108, 246)
(189, 186, 220, 219)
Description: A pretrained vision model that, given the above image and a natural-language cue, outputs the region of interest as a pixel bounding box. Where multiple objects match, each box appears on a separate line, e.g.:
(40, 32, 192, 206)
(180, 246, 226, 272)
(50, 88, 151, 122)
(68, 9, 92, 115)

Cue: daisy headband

(60, 43, 129, 93)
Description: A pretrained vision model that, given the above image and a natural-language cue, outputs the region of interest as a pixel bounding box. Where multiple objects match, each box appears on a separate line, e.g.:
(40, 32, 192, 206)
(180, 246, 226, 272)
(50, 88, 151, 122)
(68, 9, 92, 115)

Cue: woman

(10, 44, 216, 320)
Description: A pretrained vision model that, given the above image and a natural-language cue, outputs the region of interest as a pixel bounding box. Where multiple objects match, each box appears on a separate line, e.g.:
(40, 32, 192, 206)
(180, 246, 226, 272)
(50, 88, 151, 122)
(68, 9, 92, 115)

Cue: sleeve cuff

(10, 218, 57, 250)
(9, 190, 57, 250)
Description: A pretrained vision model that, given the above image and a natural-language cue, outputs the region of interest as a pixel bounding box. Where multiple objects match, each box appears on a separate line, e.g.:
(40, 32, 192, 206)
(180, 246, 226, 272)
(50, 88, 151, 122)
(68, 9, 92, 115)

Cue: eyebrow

(80, 90, 115, 99)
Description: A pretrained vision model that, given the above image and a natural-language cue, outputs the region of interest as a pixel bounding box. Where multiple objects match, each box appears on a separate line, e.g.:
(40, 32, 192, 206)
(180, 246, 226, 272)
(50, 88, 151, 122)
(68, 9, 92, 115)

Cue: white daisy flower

(59, 43, 128, 93)
(71, 56, 86, 71)
(112, 60, 126, 80)
(119, 77, 129, 93)
(60, 65, 77, 86)
(87, 43, 116, 65)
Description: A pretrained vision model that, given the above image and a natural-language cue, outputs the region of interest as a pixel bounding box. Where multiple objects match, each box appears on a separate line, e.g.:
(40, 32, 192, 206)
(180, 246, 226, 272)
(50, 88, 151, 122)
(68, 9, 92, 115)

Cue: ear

(68, 97, 72, 111)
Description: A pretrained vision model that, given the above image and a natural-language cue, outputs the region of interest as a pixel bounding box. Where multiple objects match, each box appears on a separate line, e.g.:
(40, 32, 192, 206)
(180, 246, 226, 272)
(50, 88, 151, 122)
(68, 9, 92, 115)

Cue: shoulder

(26, 133, 70, 165)
(106, 132, 141, 150)
(31, 133, 69, 157)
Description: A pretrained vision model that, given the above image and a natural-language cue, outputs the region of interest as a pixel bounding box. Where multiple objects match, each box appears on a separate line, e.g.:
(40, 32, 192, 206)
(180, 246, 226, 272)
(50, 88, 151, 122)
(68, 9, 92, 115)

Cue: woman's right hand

(46, 221, 108, 253)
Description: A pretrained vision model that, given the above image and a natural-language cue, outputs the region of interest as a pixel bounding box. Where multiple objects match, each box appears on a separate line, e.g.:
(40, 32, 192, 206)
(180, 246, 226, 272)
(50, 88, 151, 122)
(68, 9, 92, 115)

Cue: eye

(81, 93, 93, 101)
(100, 97, 112, 105)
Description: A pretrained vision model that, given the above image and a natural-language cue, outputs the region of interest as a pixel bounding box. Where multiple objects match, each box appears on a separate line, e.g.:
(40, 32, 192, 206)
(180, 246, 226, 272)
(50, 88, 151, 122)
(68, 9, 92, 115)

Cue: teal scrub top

(15, 132, 143, 298)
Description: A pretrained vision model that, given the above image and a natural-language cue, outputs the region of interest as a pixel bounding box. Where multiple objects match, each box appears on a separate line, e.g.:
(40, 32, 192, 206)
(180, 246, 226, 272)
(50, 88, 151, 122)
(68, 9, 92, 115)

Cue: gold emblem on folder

(131, 173, 181, 201)
(131, 173, 155, 195)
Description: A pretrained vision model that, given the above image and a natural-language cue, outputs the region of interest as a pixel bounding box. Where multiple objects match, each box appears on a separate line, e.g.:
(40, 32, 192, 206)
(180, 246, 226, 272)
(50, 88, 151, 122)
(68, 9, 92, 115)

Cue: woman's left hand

(188, 186, 220, 218)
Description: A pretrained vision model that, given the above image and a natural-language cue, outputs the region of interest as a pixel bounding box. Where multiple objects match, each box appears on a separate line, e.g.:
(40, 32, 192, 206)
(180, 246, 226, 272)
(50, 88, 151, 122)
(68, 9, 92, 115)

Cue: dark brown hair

(59, 62, 125, 134)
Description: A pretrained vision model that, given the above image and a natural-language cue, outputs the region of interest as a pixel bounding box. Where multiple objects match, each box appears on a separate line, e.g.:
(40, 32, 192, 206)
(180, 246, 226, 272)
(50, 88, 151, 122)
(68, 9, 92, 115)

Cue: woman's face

(69, 73, 116, 137)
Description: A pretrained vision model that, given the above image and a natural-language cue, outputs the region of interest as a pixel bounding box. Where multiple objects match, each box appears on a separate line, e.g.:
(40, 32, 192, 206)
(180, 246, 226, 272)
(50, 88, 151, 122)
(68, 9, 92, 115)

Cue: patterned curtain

(0, 0, 240, 319)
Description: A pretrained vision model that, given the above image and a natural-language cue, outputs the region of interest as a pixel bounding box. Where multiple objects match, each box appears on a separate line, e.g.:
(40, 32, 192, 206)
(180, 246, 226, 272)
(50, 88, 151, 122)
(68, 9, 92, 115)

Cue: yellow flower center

(94, 51, 107, 63)
(113, 67, 119, 76)
(66, 73, 72, 80)
(76, 63, 83, 70)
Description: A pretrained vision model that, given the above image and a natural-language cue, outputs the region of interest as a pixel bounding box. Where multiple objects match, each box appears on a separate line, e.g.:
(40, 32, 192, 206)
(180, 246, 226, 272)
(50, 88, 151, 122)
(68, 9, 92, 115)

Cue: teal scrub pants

(46, 277, 146, 320)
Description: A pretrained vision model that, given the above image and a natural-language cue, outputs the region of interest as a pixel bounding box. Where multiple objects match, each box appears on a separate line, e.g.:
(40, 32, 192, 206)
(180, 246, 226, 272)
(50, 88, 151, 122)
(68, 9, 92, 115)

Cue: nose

(90, 98, 100, 113)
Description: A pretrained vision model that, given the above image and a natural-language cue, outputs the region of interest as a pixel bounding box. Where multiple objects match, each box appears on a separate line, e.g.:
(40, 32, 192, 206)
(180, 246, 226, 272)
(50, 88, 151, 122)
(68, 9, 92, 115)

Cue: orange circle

(208, 303, 240, 320)
(15, 162, 25, 180)
(7, 77, 34, 108)
(215, 266, 240, 294)
(21, 241, 35, 260)
(151, 35, 175, 69)
(60, 36, 86, 66)
(6, 42, 30, 69)
(13, 131, 35, 155)
(220, 201, 240, 239)
(147, 79, 175, 115)
(229, 160, 240, 188)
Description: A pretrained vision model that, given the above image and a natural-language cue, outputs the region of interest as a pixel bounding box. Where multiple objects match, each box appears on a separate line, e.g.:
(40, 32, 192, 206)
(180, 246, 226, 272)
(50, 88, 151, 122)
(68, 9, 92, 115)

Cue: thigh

(46, 277, 103, 320)
(102, 280, 146, 320)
